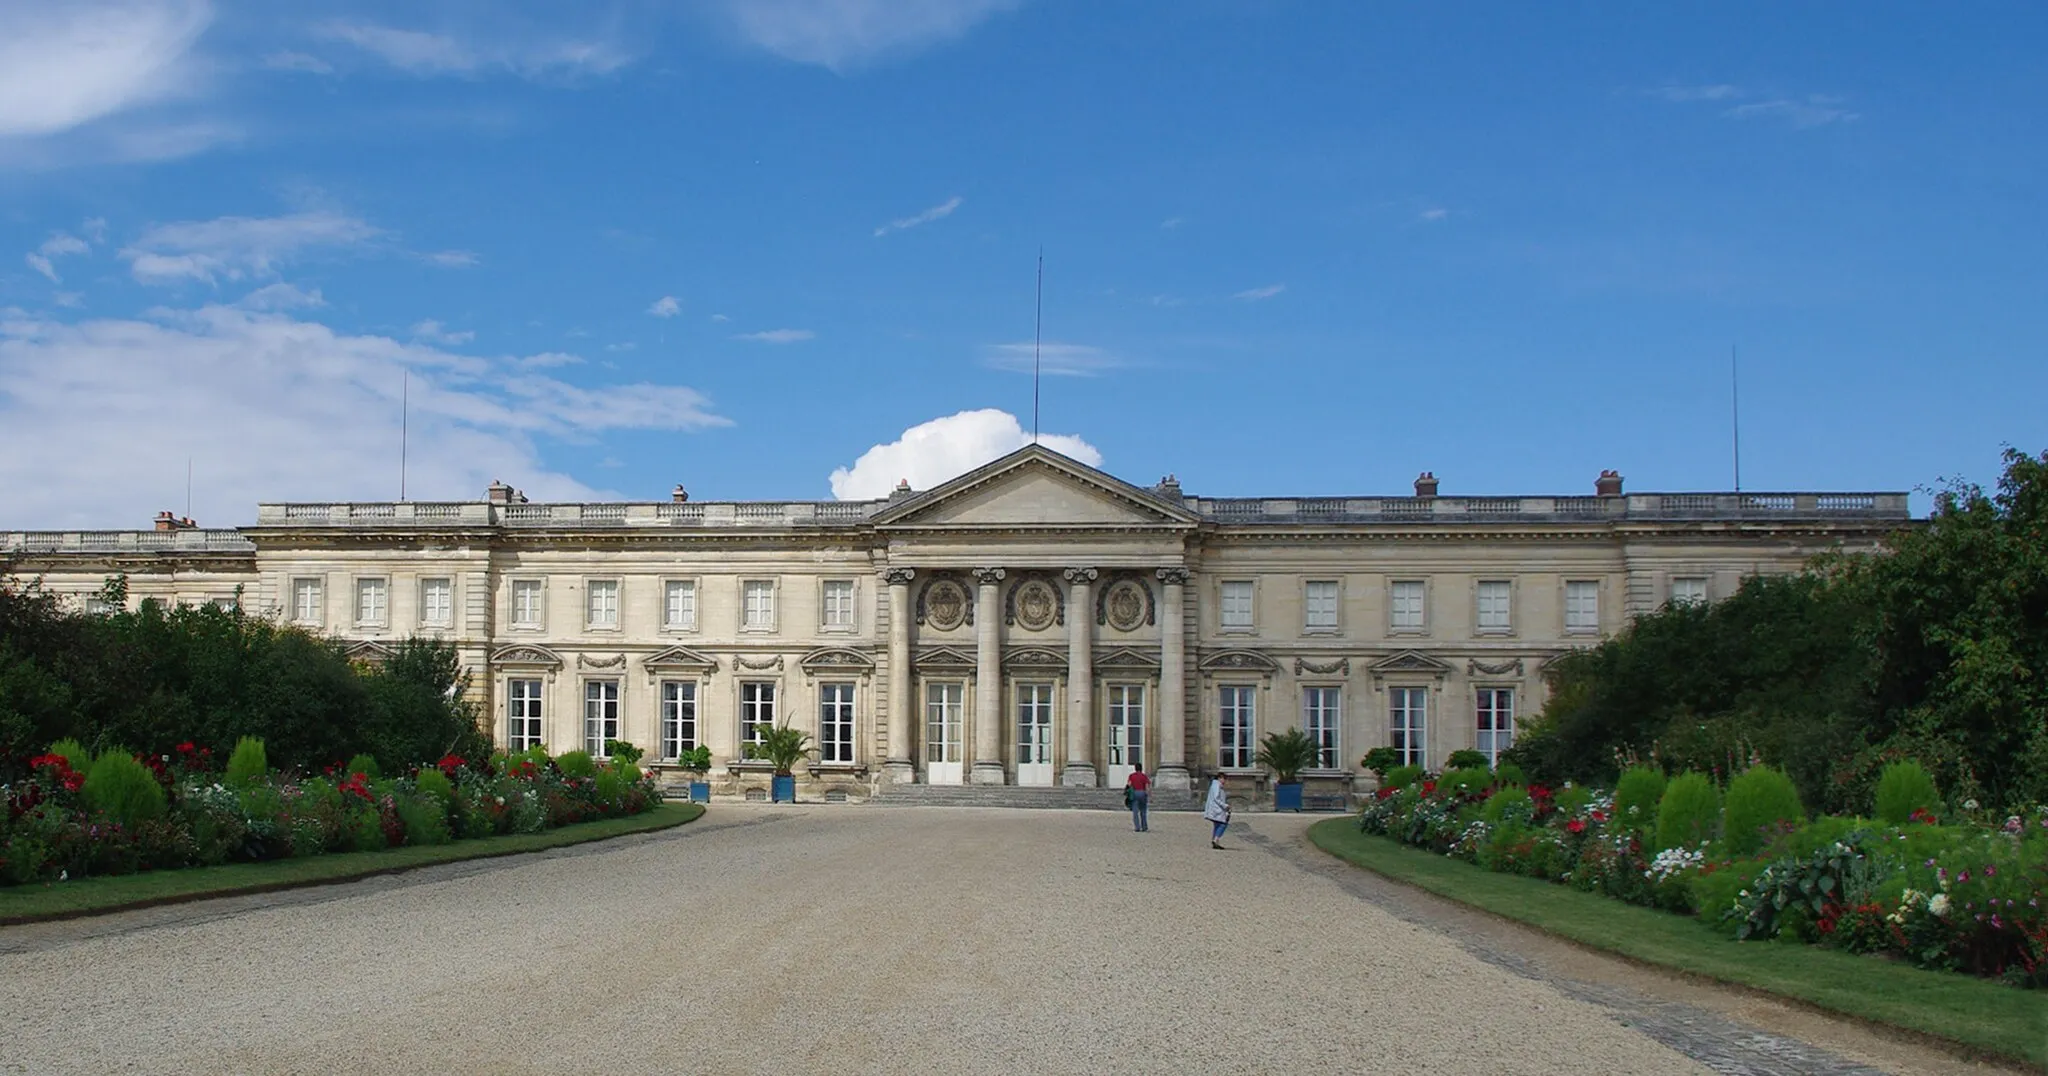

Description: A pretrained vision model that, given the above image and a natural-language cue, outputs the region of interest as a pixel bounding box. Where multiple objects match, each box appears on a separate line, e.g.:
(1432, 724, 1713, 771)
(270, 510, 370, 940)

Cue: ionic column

(1155, 567, 1192, 791)
(882, 567, 916, 784)
(971, 567, 1007, 785)
(1062, 566, 1098, 786)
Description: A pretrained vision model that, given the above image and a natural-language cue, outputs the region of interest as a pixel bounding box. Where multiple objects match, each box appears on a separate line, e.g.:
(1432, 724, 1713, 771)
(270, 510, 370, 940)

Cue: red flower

(1566, 818, 1586, 834)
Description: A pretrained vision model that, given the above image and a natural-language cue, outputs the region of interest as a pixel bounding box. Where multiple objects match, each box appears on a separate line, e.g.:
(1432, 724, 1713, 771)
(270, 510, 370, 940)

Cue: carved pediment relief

(343, 640, 397, 664)
(1369, 650, 1454, 679)
(577, 652, 627, 669)
(642, 645, 719, 673)
(1002, 646, 1068, 671)
(1467, 658, 1526, 677)
(491, 644, 563, 668)
(872, 445, 1198, 530)
(915, 645, 977, 671)
(1095, 646, 1162, 671)
(1294, 656, 1351, 676)
(1200, 648, 1278, 674)
(800, 647, 876, 671)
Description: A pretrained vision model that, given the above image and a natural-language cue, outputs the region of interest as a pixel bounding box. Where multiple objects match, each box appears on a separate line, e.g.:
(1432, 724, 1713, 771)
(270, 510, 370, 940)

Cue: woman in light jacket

(1202, 773, 1232, 849)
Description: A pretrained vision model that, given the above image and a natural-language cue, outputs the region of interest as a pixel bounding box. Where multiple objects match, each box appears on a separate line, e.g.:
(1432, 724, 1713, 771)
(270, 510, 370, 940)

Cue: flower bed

(1357, 771, 2048, 987)
(1, 742, 660, 886)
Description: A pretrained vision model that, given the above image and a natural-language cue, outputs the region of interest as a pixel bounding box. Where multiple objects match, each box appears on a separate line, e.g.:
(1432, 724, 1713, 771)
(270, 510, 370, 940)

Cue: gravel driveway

(0, 807, 1908, 1075)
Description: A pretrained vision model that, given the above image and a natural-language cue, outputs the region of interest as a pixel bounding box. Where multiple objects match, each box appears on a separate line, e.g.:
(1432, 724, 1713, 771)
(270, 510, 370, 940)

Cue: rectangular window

(209, 596, 239, 612)
(586, 579, 620, 628)
(420, 578, 453, 627)
(1107, 684, 1145, 769)
(1390, 580, 1426, 631)
(84, 594, 114, 616)
(355, 577, 388, 626)
(1220, 581, 1255, 630)
(512, 579, 543, 628)
(1304, 580, 1339, 630)
(1390, 687, 1428, 768)
(742, 580, 776, 630)
(583, 680, 619, 756)
(292, 577, 323, 625)
(1476, 580, 1511, 632)
(508, 679, 543, 752)
(1670, 576, 1708, 606)
(1476, 688, 1515, 764)
(660, 681, 697, 760)
(663, 579, 697, 630)
(1303, 687, 1341, 769)
(1565, 580, 1600, 632)
(740, 681, 777, 753)
(819, 682, 856, 763)
(925, 683, 963, 764)
(1218, 685, 1256, 768)
(822, 579, 855, 629)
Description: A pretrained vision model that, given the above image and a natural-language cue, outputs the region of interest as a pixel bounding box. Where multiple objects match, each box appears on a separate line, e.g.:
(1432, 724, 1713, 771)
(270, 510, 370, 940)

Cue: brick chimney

(1153, 473, 1183, 500)
(487, 480, 515, 505)
(1596, 470, 1624, 497)
(671, 484, 690, 503)
(1414, 471, 1439, 498)
(153, 511, 197, 531)
(889, 479, 914, 502)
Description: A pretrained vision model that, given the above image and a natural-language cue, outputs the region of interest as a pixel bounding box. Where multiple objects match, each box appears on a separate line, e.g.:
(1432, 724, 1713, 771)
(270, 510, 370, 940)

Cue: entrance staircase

(870, 783, 1200, 812)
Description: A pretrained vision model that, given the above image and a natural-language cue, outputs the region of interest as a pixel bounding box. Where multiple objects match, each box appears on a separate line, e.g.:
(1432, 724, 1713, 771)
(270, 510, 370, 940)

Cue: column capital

(1063, 567, 1099, 585)
(882, 567, 916, 586)
(972, 567, 1007, 586)
(1156, 567, 1192, 586)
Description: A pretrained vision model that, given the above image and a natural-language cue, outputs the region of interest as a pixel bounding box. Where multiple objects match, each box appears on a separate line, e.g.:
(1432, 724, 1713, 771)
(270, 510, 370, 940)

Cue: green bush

(1688, 856, 1765, 926)
(1492, 762, 1526, 787)
(1612, 766, 1667, 832)
(1723, 765, 1805, 856)
(81, 750, 166, 827)
(556, 750, 598, 779)
(603, 739, 645, 765)
(1445, 749, 1490, 771)
(49, 737, 95, 776)
(1654, 772, 1720, 852)
(1480, 787, 1535, 826)
(344, 752, 381, 780)
(225, 736, 268, 788)
(413, 767, 454, 805)
(1360, 746, 1401, 778)
(1873, 760, 1939, 824)
(594, 767, 629, 808)
(393, 794, 450, 845)
(1437, 768, 1490, 797)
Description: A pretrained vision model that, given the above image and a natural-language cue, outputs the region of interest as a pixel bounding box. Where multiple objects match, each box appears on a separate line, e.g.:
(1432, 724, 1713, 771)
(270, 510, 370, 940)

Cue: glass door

(1015, 682, 1055, 786)
(1105, 683, 1145, 787)
(924, 682, 964, 785)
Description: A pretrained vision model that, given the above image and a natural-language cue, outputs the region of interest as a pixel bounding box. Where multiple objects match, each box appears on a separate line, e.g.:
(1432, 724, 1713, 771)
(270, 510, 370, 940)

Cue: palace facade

(2, 446, 1909, 800)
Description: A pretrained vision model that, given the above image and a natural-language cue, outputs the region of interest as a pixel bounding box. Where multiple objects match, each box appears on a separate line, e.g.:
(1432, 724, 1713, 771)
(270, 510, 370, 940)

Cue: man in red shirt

(1125, 763, 1151, 832)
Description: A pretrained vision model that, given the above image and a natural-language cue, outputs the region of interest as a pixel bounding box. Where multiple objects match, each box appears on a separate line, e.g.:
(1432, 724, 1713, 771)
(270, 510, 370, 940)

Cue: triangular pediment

(1002, 645, 1068, 670)
(915, 645, 978, 670)
(644, 645, 720, 673)
(343, 640, 397, 664)
(800, 646, 875, 671)
(1096, 646, 1162, 670)
(491, 644, 563, 668)
(1370, 650, 1454, 676)
(872, 445, 1197, 530)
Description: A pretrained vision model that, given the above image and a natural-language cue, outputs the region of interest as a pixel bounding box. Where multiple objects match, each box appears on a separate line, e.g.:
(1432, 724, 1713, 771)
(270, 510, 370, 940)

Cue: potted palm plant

(679, 745, 713, 803)
(1256, 727, 1322, 812)
(748, 724, 813, 804)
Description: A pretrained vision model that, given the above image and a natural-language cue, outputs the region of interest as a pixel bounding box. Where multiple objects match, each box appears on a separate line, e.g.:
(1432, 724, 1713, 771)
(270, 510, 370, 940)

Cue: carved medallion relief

(1012, 579, 1059, 631)
(919, 578, 970, 630)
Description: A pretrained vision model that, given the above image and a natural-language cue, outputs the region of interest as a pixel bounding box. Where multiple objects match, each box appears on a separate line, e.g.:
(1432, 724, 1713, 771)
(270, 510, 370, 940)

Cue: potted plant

(747, 725, 814, 804)
(679, 745, 712, 803)
(1256, 727, 1322, 812)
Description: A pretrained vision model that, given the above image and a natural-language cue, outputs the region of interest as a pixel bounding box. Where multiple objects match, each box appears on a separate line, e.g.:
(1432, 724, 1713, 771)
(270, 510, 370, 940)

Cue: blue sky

(1, 1, 2042, 528)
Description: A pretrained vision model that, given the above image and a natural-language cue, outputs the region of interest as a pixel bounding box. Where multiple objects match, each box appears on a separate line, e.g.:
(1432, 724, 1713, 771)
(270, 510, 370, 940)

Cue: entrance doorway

(1105, 683, 1145, 787)
(925, 682, 964, 785)
(1015, 682, 1055, 786)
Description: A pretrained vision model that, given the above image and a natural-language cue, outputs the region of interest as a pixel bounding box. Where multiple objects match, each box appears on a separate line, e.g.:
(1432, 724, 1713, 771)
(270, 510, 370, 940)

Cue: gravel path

(0, 808, 1943, 1075)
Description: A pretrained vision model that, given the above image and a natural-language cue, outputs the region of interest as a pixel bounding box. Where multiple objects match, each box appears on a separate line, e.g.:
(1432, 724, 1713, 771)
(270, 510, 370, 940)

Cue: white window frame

(1565, 580, 1600, 634)
(511, 578, 544, 630)
(291, 577, 324, 626)
(741, 579, 778, 633)
(355, 576, 389, 628)
(739, 680, 777, 753)
(508, 678, 544, 752)
(819, 682, 856, 763)
(924, 682, 964, 765)
(660, 680, 697, 760)
(1303, 579, 1340, 633)
(1219, 580, 1256, 632)
(662, 578, 699, 632)
(1218, 684, 1256, 768)
(1669, 576, 1709, 607)
(583, 679, 620, 757)
(1476, 687, 1515, 765)
(585, 578, 621, 630)
(1390, 686, 1428, 768)
(1303, 686, 1341, 769)
(84, 594, 115, 616)
(419, 577, 454, 628)
(1389, 579, 1427, 633)
(1475, 580, 1512, 634)
(1106, 682, 1145, 770)
(820, 579, 856, 632)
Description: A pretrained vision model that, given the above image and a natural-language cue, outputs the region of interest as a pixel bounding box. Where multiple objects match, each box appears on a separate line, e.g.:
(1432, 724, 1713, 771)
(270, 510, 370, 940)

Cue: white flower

(1929, 894, 1951, 918)
(1962, 799, 1979, 811)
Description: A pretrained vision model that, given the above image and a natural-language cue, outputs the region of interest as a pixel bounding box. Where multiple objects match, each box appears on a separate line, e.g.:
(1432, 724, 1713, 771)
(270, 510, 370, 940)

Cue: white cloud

(1419, 207, 1449, 222)
(719, 0, 1020, 71)
(1233, 283, 1286, 301)
(1649, 84, 1741, 103)
(264, 50, 333, 75)
(22, 232, 91, 282)
(0, 302, 728, 528)
(1159, 217, 1184, 230)
(120, 211, 383, 285)
(24, 254, 56, 282)
(980, 341, 1120, 376)
(0, 0, 211, 138)
(828, 408, 1101, 500)
(874, 195, 963, 237)
(236, 283, 325, 311)
(515, 352, 583, 369)
(316, 20, 629, 79)
(52, 292, 84, 309)
(421, 249, 478, 268)
(411, 319, 474, 346)
(604, 341, 636, 352)
(1723, 96, 1859, 128)
(734, 328, 815, 343)
(647, 295, 681, 317)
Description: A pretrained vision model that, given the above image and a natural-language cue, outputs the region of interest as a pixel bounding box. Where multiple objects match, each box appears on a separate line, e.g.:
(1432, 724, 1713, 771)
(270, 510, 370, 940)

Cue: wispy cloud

(1418, 207, 1449, 223)
(236, 283, 325, 311)
(316, 20, 630, 79)
(1233, 283, 1286, 301)
(709, 313, 730, 323)
(719, 0, 1021, 72)
(420, 249, 478, 268)
(647, 295, 681, 317)
(874, 195, 963, 237)
(120, 210, 384, 285)
(1159, 217, 1184, 230)
(24, 233, 90, 282)
(980, 341, 1120, 377)
(734, 328, 815, 344)
(1724, 96, 1860, 128)
(264, 51, 333, 75)
(1648, 84, 1741, 103)
(411, 319, 474, 346)
(1144, 295, 1183, 308)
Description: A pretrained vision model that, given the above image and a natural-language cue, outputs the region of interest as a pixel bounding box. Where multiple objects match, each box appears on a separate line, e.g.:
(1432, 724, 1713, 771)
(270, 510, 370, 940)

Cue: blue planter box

(1274, 782, 1304, 812)
(771, 774, 796, 803)
(688, 781, 710, 803)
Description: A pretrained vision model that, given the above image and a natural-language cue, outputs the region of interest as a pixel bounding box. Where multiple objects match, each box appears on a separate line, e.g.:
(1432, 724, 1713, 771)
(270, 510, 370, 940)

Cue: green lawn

(1307, 819, 2047, 1070)
(1, 802, 704, 925)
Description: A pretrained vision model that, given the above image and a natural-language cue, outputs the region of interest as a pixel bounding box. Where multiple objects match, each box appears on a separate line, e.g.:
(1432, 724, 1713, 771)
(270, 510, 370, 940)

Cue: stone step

(871, 784, 1201, 812)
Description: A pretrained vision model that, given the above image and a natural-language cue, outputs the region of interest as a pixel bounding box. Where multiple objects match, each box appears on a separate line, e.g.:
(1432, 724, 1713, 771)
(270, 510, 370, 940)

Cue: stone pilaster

(1061, 566, 1098, 786)
(971, 567, 1007, 785)
(882, 567, 916, 784)
(1155, 566, 1192, 791)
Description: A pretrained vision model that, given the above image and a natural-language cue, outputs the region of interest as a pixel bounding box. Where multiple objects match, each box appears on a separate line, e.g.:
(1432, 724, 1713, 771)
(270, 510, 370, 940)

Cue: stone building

(1, 446, 1908, 801)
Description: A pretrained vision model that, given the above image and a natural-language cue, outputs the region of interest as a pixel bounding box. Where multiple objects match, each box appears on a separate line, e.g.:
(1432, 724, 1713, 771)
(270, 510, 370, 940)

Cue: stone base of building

(881, 758, 916, 784)
(1153, 764, 1191, 791)
(970, 761, 1007, 785)
(1060, 762, 1097, 787)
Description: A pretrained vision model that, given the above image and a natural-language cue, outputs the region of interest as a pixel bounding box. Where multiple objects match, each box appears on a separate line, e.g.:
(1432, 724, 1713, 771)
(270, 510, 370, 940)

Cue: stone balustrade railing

(1184, 492, 1909, 522)
(1, 530, 256, 554)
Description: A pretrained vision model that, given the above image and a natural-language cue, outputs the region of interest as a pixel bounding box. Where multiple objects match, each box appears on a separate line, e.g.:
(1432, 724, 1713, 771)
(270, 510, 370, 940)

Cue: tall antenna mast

(1032, 249, 1043, 443)
(1730, 344, 1742, 493)
(185, 457, 192, 520)
(400, 369, 409, 501)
